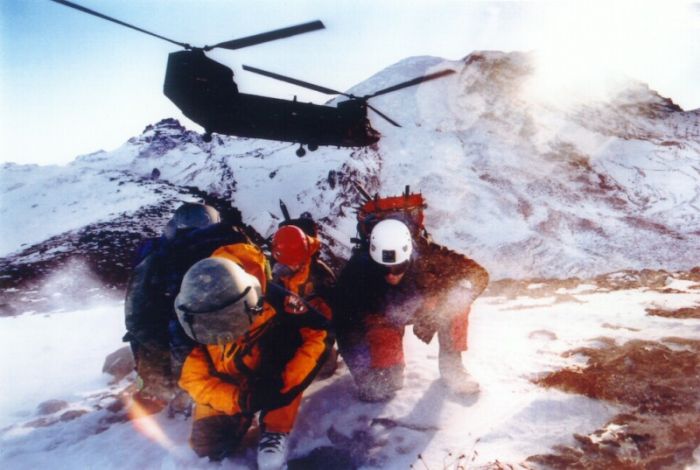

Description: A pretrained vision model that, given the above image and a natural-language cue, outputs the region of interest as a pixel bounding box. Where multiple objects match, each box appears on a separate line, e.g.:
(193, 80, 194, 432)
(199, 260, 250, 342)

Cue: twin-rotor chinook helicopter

(51, 0, 455, 156)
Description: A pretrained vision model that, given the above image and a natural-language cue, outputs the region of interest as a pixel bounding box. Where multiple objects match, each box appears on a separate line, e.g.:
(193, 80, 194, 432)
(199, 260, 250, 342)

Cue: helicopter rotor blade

(364, 69, 456, 99)
(49, 0, 190, 49)
(244, 64, 401, 126)
(206, 21, 325, 51)
(366, 103, 402, 128)
(242, 65, 348, 96)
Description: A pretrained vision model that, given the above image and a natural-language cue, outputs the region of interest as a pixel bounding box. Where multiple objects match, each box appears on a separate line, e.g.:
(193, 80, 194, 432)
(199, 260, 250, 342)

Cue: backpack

(131, 235, 166, 268)
(353, 183, 428, 249)
(124, 223, 250, 348)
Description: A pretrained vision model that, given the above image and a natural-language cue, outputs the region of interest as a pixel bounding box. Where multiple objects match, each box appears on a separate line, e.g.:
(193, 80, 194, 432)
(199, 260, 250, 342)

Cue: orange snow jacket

(178, 243, 332, 416)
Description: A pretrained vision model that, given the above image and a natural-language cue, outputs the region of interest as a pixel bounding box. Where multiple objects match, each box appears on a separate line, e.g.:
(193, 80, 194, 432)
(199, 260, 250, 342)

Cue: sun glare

(127, 400, 177, 452)
(523, 1, 696, 106)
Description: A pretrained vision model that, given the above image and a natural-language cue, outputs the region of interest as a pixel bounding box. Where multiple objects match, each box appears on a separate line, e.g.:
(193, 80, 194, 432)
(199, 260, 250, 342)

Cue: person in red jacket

(333, 218, 489, 401)
(175, 243, 332, 469)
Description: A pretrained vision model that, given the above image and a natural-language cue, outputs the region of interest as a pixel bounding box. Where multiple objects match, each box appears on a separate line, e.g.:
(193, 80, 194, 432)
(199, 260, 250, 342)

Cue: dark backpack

(124, 223, 250, 348)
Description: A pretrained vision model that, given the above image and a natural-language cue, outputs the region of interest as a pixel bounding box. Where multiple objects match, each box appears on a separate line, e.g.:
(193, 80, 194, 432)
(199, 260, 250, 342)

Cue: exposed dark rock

(102, 346, 135, 383)
(37, 399, 69, 416)
(59, 409, 88, 422)
(530, 338, 700, 469)
(646, 306, 700, 319)
(105, 399, 125, 414)
(487, 268, 700, 299)
(0, 185, 262, 316)
(24, 416, 56, 428)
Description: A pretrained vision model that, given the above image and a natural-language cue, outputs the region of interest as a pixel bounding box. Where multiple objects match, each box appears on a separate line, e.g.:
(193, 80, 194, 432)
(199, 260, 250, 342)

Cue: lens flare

(125, 397, 176, 451)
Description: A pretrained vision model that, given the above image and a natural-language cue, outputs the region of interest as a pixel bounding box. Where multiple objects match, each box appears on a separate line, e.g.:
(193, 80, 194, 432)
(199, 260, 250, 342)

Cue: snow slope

(1, 275, 698, 468)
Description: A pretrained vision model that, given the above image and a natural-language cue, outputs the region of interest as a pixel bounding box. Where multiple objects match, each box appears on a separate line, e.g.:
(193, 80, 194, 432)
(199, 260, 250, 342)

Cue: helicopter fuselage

(49, 2, 453, 153)
(163, 50, 380, 148)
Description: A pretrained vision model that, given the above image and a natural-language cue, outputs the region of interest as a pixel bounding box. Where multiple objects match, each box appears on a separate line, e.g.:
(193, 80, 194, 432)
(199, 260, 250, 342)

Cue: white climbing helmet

(369, 219, 413, 267)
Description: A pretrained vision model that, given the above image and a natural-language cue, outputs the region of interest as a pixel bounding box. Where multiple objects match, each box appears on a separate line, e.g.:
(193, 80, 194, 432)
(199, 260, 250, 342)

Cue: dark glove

(413, 322, 436, 344)
(412, 295, 439, 344)
(238, 376, 285, 413)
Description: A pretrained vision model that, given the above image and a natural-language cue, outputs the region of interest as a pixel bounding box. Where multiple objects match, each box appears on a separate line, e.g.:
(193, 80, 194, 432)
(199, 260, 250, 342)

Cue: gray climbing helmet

(175, 257, 263, 345)
(164, 203, 221, 239)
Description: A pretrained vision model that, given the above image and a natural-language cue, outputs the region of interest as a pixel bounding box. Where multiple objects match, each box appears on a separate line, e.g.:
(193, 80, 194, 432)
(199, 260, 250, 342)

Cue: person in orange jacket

(269, 220, 336, 377)
(174, 242, 333, 469)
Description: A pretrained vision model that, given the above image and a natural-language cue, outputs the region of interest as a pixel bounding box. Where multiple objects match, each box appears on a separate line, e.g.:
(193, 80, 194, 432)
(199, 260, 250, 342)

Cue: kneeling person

(175, 245, 332, 468)
(334, 219, 489, 401)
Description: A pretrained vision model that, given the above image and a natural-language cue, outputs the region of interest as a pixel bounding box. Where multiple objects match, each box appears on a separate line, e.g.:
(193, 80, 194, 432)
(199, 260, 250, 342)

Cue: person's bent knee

(190, 413, 251, 461)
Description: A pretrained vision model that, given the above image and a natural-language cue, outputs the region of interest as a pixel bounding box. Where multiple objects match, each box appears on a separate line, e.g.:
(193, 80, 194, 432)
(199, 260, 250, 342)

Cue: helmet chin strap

(182, 311, 201, 343)
(244, 292, 264, 324)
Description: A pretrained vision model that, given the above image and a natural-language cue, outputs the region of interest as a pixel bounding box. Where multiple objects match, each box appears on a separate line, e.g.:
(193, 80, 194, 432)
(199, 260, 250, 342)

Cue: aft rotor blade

(352, 180, 373, 203)
(366, 103, 401, 128)
(365, 69, 456, 99)
(279, 199, 291, 221)
(207, 20, 325, 51)
(242, 65, 346, 96)
(49, 0, 190, 49)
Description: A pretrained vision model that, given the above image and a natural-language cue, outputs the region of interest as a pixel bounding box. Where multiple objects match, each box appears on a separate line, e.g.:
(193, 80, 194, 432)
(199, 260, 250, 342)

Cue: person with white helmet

(333, 217, 489, 401)
(176, 242, 333, 469)
(368, 218, 413, 285)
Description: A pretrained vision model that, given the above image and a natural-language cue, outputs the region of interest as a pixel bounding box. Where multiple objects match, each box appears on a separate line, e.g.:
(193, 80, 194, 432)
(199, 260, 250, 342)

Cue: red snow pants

(364, 306, 470, 369)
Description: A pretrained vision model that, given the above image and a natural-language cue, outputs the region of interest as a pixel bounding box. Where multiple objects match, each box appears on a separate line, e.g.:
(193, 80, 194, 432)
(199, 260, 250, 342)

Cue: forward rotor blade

(242, 65, 346, 96)
(365, 69, 456, 99)
(207, 20, 325, 51)
(49, 0, 190, 49)
(366, 103, 401, 128)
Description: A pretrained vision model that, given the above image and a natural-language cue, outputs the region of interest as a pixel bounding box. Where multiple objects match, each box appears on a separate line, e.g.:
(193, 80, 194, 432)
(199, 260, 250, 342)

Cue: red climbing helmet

(272, 225, 313, 267)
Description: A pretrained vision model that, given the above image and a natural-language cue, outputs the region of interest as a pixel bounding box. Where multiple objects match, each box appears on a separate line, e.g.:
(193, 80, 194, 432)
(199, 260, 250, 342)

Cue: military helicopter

(51, 0, 455, 156)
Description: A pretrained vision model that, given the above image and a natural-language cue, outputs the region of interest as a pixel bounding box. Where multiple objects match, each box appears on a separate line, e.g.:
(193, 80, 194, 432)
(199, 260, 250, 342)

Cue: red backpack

(353, 183, 428, 247)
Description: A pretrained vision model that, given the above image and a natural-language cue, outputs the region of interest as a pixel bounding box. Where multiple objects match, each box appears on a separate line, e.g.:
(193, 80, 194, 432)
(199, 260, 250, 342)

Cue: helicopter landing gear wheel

(202, 131, 212, 143)
(308, 142, 319, 151)
(296, 145, 306, 157)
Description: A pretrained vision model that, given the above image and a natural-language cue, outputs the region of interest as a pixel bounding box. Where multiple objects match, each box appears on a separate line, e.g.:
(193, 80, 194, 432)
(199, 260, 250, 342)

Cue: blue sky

(2, 1, 699, 165)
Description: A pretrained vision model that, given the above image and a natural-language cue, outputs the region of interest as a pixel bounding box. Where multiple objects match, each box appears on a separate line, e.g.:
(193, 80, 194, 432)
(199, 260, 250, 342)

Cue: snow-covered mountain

(2, 51, 698, 291)
(1, 51, 699, 469)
